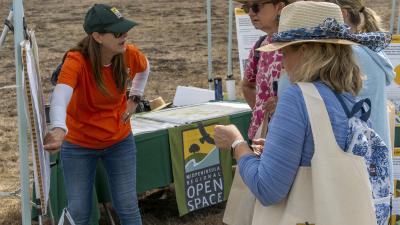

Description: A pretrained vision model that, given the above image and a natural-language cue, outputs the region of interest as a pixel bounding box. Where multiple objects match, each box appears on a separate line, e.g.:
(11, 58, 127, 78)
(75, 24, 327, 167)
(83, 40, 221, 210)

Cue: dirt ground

(0, 0, 395, 224)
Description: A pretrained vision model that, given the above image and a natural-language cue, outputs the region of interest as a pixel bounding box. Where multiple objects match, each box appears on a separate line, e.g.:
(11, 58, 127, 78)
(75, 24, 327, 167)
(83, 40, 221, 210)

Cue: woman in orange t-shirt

(43, 4, 148, 225)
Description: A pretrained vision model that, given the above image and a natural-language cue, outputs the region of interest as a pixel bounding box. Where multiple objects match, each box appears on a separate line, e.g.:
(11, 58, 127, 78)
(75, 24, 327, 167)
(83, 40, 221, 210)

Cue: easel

(2, 2, 31, 224)
(0, 1, 51, 225)
(0, 10, 13, 48)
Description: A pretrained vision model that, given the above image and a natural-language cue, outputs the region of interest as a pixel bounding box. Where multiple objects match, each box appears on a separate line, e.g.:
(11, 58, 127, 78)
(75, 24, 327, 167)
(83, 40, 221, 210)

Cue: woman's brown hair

(326, 0, 383, 32)
(65, 35, 128, 96)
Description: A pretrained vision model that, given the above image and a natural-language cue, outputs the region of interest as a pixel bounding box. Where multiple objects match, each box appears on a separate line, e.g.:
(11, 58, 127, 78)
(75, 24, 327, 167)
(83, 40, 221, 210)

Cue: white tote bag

(251, 82, 377, 225)
(223, 106, 271, 225)
(223, 165, 256, 225)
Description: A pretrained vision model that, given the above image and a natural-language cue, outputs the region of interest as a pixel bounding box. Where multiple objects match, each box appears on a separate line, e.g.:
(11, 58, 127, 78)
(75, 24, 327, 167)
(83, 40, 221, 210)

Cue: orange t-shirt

(57, 44, 147, 149)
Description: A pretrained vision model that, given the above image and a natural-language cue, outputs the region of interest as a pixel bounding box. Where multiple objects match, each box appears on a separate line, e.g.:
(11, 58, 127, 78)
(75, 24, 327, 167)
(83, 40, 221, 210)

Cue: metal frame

(207, 0, 213, 89)
(1, 1, 47, 224)
(12, 0, 31, 224)
(207, 0, 235, 90)
(0, 10, 13, 48)
(227, 0, 233, 79)
(391, 0, 397, 33)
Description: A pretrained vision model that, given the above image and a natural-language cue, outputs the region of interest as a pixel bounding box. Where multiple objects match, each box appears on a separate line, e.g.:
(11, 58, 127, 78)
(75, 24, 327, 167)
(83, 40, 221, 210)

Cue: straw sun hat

(258, 1, 391, 52)
(149, 97, 172, 111)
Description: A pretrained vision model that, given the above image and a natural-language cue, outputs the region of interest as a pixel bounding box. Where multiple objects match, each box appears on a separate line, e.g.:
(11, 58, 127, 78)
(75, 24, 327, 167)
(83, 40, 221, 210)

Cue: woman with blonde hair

(215, 1, 391, 224)
(326, 0, 394, 148)
(281, 0, 396, 194)
(323, 0, 396, 196)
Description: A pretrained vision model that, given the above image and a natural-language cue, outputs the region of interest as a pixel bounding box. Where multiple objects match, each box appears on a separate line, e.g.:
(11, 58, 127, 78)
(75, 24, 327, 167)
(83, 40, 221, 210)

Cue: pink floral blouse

(244, 36, 283, 139)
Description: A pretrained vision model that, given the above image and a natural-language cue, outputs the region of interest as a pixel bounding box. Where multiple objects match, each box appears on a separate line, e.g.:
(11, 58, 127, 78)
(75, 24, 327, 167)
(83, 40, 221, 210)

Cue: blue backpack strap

(350, 98, 371, 122)
(333, 92, 351, 118)
(50, 63, 63, 86)
(50, 51, 70, 86)
(333, 92, 371, 122)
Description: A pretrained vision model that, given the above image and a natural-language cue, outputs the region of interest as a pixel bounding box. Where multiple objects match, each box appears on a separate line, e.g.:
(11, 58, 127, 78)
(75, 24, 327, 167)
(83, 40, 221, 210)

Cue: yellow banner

(394, 148, 400, 157)
(392, 34, 400, 44)
(235, 7, 247, 16)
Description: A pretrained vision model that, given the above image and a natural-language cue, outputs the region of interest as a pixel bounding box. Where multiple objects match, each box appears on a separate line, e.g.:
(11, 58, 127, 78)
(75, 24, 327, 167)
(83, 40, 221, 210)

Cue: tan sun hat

(149, 97, 172, 111)
(258, 1, 358, 52)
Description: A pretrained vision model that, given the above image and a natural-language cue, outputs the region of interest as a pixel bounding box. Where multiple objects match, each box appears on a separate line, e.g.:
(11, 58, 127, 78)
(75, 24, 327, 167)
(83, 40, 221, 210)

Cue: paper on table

(138, 102, 251, 125)
(131, 117, 176, 136)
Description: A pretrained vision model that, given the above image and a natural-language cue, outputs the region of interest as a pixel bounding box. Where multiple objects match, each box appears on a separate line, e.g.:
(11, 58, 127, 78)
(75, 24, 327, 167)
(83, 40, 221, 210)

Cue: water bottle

(214, 77, 223, 101)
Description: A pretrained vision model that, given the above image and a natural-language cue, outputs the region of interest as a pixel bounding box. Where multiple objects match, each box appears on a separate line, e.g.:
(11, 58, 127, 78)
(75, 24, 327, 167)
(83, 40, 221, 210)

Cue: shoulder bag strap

(297, 82, 342, 157)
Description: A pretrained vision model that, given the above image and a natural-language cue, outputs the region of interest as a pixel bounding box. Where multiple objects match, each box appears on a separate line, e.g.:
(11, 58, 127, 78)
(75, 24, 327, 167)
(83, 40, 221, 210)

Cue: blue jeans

(60, 133, 142, 225)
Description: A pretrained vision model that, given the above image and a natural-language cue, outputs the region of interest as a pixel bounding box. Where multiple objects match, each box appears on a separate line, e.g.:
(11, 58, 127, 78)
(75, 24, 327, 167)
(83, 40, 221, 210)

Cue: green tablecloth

(32, 110, 251, 224)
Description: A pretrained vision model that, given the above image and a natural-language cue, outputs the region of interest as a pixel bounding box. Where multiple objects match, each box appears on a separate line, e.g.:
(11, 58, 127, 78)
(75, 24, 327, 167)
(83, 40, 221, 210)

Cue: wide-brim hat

(149, 97, 172, 111)
(258, 1, 391, 53)
(84, 4, 138, 34)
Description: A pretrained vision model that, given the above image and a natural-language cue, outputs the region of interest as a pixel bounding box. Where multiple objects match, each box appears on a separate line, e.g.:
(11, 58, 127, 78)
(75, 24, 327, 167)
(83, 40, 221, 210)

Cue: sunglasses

(241, 1, 273, 14)
(112, 32, 126, 38)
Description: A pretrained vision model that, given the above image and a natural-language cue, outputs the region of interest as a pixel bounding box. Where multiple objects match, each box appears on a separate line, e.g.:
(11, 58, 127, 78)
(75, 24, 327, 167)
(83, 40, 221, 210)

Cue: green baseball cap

(83, 4, 137, 34)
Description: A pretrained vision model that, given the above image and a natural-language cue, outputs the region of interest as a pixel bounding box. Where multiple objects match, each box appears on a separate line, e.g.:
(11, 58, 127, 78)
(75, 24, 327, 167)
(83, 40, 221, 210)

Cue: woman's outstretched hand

(251, 138, 265, 156)
(43, 127, 66, 153)
(214, 124, 243, 149)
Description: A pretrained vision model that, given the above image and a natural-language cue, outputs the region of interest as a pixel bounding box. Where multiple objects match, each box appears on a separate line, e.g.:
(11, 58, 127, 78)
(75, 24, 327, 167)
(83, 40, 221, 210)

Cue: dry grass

(0, 0, 395, 224)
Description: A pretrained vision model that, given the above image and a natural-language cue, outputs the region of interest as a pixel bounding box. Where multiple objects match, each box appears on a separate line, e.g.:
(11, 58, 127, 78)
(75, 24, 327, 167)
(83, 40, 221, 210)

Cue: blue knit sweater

(238, 82, 356, 206)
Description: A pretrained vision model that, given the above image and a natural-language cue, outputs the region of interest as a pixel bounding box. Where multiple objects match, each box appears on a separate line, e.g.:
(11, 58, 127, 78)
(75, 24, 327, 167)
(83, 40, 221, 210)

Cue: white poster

(384, 35, 400, 100)
(234, 8, 266, 79)
(21, 31, 51, 215)
(385, 34, 400, 224)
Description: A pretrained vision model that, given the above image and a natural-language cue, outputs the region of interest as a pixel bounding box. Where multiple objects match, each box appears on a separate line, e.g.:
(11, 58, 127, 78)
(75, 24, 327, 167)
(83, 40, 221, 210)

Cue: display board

(21, 31, 50, 215)
(384, 34, 400, 224)
(137, 101, 250, 216)
(169, 117, 232, 216)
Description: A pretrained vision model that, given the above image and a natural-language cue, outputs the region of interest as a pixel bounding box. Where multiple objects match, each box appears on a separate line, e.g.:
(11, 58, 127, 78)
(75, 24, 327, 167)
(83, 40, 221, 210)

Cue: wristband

(129, 95, 141, 104)
(231, 139, 247, 153)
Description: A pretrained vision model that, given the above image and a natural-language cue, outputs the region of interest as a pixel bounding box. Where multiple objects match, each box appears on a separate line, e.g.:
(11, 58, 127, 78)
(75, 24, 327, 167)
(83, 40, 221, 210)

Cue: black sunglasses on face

(241, 1, 273, 14)
(112, 32, 126, 38)
(99, 32, 126, 38)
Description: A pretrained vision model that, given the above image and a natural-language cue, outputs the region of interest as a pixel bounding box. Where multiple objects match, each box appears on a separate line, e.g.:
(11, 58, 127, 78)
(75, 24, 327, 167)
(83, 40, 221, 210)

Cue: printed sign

(169, 117, 233, 216)
(234, 7, 266, 79)
(22, 32, 51, 215)
(385, 35, 400, 100)
(385, 34, 400, 224)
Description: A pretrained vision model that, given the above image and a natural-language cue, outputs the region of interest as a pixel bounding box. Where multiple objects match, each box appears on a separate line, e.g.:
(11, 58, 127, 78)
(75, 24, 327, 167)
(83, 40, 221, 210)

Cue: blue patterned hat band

(272, 18, 392, 52)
